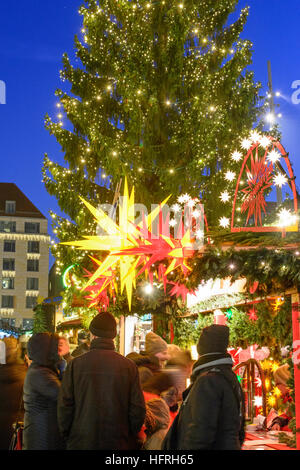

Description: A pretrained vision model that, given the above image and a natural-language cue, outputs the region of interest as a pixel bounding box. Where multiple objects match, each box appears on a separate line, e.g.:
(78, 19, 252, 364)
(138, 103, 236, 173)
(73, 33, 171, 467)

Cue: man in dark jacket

(176, 325, 245, 450)
(57, 312, 146, 450)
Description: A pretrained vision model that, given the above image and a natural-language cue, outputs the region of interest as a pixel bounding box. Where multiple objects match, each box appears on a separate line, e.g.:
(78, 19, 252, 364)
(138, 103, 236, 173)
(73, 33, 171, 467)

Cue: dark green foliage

(32, 304, 50, 334)
(191, 245, 300, 295)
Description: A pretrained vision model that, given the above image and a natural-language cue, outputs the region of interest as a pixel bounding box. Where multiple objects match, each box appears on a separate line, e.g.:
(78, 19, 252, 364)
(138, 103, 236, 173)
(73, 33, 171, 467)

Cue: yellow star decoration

(271, 362, 280, 373)
(273, 386, 282, 398)
(61, 178, 171, 310)
(267, 395, 277, 408)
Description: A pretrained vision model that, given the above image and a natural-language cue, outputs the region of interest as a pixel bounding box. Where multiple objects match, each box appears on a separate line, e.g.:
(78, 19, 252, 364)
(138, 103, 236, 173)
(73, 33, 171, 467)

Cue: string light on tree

(266, 149, 281, 164)
(231, 150, 243, 162)
(259, 136, 271, 148)
(277, 208, 297, 227)
(273, 173, 288, 188)
(219, 217, 230, 228)
(241, 138, 252, 150)
(225, 171, 235, 182)
(219, 191, 230, 203)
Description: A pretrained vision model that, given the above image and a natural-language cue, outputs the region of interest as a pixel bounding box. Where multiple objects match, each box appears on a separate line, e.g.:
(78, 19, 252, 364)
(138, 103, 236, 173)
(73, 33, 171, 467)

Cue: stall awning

(56, 318, 82, 330)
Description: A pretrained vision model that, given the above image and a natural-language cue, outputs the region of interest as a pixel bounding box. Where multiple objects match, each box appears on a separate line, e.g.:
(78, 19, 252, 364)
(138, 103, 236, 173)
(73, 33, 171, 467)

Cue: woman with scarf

(170, 325, 245, 450)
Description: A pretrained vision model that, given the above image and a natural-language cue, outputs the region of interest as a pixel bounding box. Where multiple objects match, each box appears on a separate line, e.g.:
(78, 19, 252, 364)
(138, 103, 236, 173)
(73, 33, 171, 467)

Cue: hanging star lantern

(241, 153, 273, 226)
(61, 179, 198, 310)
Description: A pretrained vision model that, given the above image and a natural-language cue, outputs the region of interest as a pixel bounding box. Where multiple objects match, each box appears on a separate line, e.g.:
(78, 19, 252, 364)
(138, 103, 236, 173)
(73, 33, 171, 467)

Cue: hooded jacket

(57, 337, 146, 450)
(176, 353, 245, 450)
(23, 333, 64, 450)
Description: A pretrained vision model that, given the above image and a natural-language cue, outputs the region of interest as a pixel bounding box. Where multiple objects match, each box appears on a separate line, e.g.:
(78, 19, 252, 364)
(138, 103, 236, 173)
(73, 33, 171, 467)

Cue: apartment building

(0, 183, 50, 329)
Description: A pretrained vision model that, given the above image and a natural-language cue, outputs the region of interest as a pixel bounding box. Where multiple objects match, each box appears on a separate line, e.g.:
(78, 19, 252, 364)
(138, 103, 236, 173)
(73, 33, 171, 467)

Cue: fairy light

(231, 150, 243, 162)
(259, 136, 271, 148)
(241, 138, 252, 150)
(220, 191, 230, 203)
(266, 149, 281, 163)
(219, 217, 230, 228)
(274, 173, 288, 188)
(225, 171, 235, 182)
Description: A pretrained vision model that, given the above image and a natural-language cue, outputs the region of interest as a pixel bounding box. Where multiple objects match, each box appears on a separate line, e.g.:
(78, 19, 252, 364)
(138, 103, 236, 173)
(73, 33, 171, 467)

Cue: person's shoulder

(115, 352, 139, 369)
(194, 369, 227, 388)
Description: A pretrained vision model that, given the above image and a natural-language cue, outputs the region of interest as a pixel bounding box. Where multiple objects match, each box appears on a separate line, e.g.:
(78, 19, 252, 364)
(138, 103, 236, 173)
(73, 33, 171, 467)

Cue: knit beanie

(89, 312, 117, 339)
(145, 332, 168, 356)
(197, 324, 229, 356)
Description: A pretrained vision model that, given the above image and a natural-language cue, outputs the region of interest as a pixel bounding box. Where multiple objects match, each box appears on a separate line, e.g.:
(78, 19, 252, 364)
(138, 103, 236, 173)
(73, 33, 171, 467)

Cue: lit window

(23, 318, 34, 330)
(2, 278, 14, 289)
(0, 221, 16, 233)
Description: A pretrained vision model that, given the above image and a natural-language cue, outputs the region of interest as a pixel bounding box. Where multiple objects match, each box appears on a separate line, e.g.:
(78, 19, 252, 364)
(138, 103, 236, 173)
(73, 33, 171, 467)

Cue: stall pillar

(291, 292, 300, 450)
(118, 316, 125, 356)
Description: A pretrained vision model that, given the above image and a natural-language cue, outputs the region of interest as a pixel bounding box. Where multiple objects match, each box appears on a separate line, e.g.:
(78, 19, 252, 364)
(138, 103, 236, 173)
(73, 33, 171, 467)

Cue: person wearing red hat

(57, 312, 146, 450)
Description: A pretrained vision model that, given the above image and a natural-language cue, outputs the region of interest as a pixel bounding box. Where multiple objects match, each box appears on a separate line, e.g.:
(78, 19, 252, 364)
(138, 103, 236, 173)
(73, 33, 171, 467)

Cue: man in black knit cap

(57, 312, 146, 450)
(171, 324, 245, 450)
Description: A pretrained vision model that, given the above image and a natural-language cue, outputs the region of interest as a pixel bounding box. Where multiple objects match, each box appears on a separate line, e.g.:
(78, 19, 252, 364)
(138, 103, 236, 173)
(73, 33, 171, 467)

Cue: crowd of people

(0, 312, 286, 451)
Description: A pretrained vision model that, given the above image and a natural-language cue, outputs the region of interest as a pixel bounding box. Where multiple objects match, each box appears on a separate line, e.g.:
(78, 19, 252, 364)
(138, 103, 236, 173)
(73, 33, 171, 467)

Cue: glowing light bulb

(266, 149, 281, 164)
(219, 217, 230, 228)
(231, 150, 243, 162)
(241, 138, 252, 150)
(220, 191, 230, 203)
(225, 171, 235, 182)
(144, 284, 153, 294)
(274, 173, 288, 188)
(265, 112, 275, 123)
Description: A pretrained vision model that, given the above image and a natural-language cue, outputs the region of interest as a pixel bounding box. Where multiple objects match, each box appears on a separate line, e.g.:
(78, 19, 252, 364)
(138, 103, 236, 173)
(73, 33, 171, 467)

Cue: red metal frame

(231, 138, 298, 233)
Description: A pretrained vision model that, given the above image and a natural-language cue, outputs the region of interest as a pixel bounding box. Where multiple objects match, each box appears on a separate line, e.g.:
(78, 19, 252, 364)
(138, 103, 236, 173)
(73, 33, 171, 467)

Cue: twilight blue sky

(0, 0, 300, 259)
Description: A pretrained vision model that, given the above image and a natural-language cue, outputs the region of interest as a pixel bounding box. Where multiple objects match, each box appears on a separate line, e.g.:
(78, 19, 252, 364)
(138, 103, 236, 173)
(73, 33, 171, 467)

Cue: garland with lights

(190, 245, 300, 296)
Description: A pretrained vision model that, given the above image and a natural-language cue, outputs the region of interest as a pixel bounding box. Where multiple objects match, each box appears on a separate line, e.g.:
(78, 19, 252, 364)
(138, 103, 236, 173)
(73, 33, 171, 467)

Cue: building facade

(0, 183, 50, 329)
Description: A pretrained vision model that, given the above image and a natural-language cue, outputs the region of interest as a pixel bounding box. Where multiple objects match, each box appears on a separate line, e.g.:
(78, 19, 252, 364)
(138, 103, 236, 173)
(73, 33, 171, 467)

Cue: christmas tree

(42, 0, 265, 327)
(43, 0, 262, 272)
